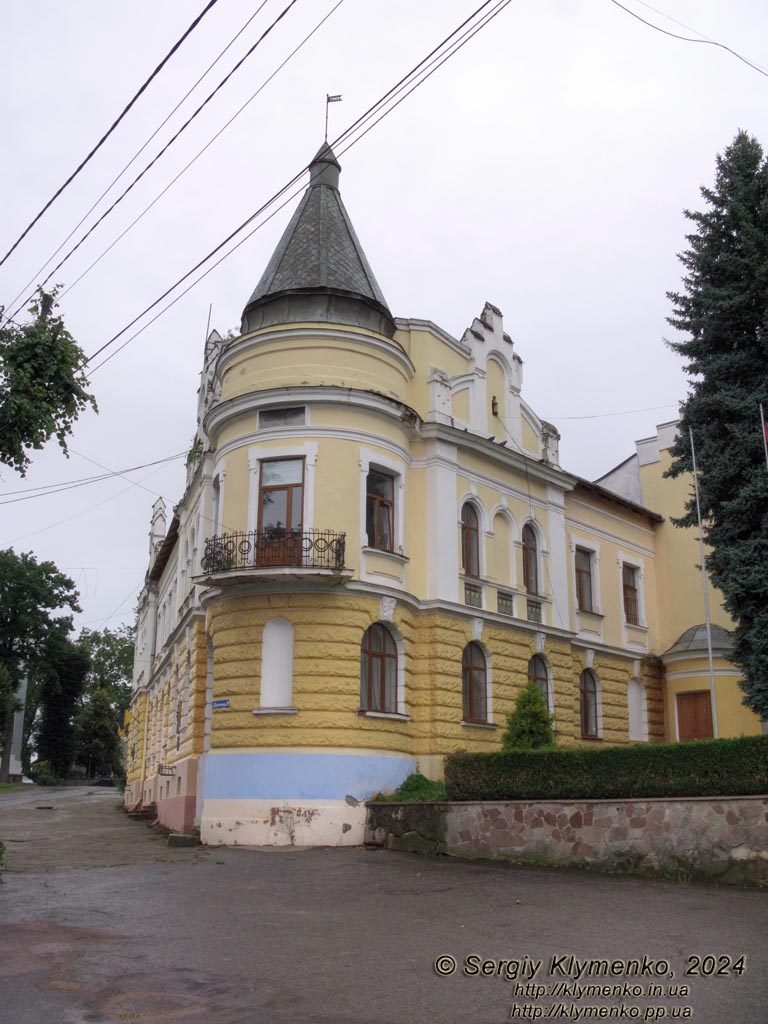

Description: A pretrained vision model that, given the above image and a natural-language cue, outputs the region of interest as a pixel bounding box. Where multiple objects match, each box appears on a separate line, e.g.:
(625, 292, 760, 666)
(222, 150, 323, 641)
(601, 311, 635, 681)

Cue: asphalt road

(1, 787, 766, 1024)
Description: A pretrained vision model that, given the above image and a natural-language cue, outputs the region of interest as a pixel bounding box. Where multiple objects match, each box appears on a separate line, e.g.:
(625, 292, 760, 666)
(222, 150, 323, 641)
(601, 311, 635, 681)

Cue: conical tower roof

(241, 144, 395, 338)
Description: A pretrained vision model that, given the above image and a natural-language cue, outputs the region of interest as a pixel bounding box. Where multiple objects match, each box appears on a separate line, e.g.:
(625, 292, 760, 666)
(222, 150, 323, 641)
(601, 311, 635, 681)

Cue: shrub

(374, 772, 448, 802)
(501, 679, 555, 751)
(444, 734, 768, 802)
(28, 761, 61, 787)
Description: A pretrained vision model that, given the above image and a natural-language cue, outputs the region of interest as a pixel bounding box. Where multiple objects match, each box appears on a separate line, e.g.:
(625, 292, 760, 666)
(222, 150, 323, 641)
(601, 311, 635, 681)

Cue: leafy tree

(74, 689, 122, 778)
(501, 680, 555, 752)
(0, 549, 80, 781)
(35, 625, 90, 778)
(665, 130, 768, 719)
(0, 286, 96, 477)
(77, 625, 135, 715)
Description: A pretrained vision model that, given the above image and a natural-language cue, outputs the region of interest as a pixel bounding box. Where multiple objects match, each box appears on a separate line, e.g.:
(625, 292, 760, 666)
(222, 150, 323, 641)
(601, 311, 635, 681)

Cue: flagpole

(760, 403, 768, 472)
(689, 427, 719, 739)
(325, 93, 342, 142)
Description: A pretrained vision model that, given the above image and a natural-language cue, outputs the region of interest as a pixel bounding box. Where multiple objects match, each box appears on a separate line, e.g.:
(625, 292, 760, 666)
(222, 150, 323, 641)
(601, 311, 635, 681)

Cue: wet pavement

(1, 787, 766, 1023)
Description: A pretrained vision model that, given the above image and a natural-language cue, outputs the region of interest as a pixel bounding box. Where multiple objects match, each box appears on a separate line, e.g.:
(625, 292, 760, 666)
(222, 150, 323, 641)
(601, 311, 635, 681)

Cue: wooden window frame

(460, 503, 480, 578)
(579, 669, 599, 739)
(360, 624, 398, 713)
(528, 654, 549, 708)
(575, 547, 594, 612)
(366, 470, 395, 552)
(257, 457, 305, 535)
(622, 563, 640, 625)
(522, 524, 539, 595)
(462, 642, 488, 724)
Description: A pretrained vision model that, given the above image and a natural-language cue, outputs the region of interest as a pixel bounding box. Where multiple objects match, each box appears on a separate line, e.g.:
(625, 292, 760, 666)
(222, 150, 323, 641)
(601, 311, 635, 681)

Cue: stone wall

(365, 796, 768, 885)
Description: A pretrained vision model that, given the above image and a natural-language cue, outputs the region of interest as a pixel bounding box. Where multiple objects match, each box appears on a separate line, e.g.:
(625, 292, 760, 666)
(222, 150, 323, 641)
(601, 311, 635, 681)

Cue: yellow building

(123, 144, 761, 845)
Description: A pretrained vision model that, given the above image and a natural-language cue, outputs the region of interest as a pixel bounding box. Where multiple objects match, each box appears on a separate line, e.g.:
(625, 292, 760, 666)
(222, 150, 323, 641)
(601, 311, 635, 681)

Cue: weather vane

(325, 93, 342, 141)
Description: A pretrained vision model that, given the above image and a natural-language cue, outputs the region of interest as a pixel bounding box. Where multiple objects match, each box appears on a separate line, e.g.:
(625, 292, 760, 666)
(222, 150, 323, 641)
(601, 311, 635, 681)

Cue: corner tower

(241, 144, 396, 338)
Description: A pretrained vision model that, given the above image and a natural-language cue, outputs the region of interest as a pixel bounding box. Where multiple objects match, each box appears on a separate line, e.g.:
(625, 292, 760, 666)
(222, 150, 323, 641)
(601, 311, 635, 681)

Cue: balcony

(197, 529, 349, 586)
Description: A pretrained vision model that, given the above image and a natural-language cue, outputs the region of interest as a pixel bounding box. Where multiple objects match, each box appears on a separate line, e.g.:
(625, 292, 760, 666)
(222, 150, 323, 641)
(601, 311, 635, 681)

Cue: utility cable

(4, 1, 272, 316)
(84, 0, 508, 373)
(0, 0, 222, 270)
(59, 0, 346, 301)
(2, 0, 301, 326)
(7, 461, 173, 544)
(607, 0, 768, 79)
(0, 451, 186, 503)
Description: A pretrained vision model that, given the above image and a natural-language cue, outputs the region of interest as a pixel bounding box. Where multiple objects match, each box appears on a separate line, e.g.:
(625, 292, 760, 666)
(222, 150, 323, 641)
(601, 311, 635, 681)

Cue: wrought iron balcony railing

(201, 529, 346, 574)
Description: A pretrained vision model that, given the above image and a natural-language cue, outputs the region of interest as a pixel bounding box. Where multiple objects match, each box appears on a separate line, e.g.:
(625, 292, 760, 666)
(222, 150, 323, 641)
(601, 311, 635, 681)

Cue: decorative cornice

(206, 384, 418, 443)
(218, 324, 414, 378)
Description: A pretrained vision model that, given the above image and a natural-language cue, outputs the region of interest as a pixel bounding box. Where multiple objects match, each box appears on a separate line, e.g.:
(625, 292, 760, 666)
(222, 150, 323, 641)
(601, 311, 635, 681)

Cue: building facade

(123, 144, 761, 846)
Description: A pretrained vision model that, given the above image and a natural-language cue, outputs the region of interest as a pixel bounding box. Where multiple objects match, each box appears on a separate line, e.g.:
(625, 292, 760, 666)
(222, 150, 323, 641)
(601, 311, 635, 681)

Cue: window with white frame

(366, 470, 395, 551)
(462, 642, 489, 723)
(579, 669, 600, 739)
(622, 563, 641, 625)
(460, 503, 480, 578)
(528, 654, 552, 714)
(360, 623, 399, 713)
(259, 406, 306, 429)
(522, 523, 539, 595)
(359, 451, 405, 556)
(575, 547, 595, 612)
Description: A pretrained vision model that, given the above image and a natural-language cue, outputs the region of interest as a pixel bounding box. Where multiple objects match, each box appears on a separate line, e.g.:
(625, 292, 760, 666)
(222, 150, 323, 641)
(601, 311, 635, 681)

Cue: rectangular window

(497, 592, 514, 616)
(464, 583, 482, 608)
(575, 547, 594, 612)
(257, 458, 304, 566)
(366, 470, 394, 551)
(259, 407, 306, 428)
(526, 599, 542, 624)
(622, 564, 640, 625)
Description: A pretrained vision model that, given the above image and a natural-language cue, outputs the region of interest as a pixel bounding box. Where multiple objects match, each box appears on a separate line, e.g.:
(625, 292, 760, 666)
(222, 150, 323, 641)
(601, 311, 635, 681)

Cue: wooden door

(677, 691, 714, 742)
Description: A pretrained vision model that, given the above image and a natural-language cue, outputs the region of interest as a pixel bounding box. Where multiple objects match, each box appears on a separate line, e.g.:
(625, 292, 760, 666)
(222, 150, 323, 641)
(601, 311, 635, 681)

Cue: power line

(4, 0, 272, 317)
(86, 580, 144, 631)
(0, 0, 222, 270)
(59, 0, 347, 302)
(7, 460, 173, 544)
(2, 0, 302, 324)
(0, 451, 186, 504)
(547, 402, 679, 421)
(607, 0, 768, 79)
(84, 0, 509, 374)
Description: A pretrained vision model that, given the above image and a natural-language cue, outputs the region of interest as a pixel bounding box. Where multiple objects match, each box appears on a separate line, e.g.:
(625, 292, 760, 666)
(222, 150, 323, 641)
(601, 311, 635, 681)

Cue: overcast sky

(0, 0, 765, 633)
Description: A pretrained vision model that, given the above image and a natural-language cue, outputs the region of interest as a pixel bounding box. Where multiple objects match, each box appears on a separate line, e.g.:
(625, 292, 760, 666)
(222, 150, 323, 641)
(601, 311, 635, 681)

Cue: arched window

(462, 642, 488, 723)
(528, 655, 549, 708)
(461, 503, 480, 577)
(360, 623, 398, 713)
(522, 524, 538, 594)
(579, 669, 599, 739)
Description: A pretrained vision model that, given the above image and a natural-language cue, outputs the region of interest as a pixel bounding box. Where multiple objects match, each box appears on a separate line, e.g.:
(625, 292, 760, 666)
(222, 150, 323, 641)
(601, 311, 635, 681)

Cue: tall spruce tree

(666, 130, 768, 719)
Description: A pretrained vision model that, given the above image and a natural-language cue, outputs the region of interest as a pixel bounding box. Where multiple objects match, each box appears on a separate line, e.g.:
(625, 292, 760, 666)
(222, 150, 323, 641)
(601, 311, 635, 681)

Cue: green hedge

(444, 735, 768, 801)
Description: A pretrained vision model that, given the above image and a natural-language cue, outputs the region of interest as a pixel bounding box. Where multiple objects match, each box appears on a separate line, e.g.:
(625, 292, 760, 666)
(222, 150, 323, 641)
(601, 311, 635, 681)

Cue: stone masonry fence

(365, 796, 768, 885)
